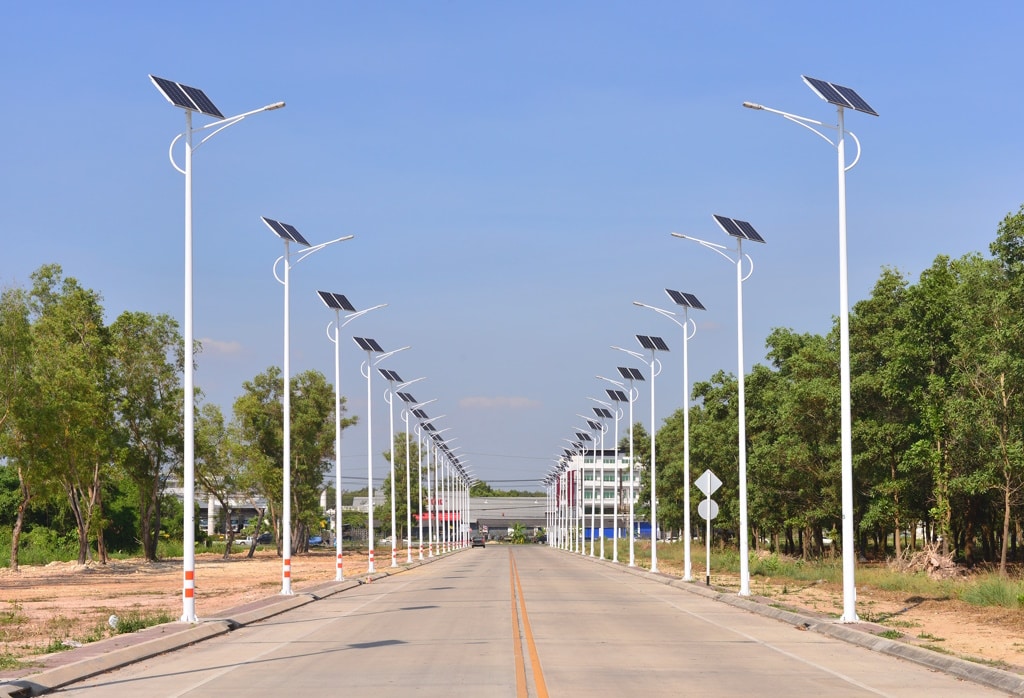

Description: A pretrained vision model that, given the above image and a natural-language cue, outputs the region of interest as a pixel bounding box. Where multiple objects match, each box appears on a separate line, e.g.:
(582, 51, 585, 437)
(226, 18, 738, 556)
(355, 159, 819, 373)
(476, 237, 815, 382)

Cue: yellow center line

(510, 550, 549, 698)
(510, 551, 529, 697)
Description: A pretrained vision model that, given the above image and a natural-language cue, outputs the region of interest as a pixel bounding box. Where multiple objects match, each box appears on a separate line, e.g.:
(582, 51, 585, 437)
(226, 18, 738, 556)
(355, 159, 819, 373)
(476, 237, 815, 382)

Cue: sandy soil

(1, 547, 1022, 675)
(0, 548, 369, 662)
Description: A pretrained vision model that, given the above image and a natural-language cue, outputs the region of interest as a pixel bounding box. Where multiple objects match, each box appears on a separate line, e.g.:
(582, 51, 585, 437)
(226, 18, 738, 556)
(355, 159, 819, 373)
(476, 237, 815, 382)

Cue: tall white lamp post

(635, 290, 706, 581)
(150, 75, 284, 623)
(380, 371, 424, 567)
(606, 363, 644, 566)
(576, 417, 603, 557)
(354, 338, 409, 573)
(597, 377, 629, 563)
(673, 215, 765, 595)
(317, 292, 385, 581)
(399, 393, 434, 563)
(744, 76, 877, 622)
(263, 218, 352, 595)
(614, 337, 668, 573)
(589, 401, 615, 559)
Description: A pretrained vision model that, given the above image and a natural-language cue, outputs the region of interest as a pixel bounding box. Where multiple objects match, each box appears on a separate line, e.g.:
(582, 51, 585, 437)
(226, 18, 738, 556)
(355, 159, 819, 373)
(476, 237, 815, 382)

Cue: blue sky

(3, 3, 1022, 491)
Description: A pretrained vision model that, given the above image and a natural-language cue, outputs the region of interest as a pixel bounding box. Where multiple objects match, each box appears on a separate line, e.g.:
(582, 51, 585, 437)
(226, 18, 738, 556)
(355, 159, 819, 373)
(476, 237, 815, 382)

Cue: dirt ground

(1, 547, 1023, 675)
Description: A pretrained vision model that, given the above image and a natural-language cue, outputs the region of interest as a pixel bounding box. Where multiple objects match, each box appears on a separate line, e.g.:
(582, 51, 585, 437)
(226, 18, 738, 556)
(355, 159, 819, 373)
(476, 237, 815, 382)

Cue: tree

(27, 265, 114, 565)
(108, 311, 182, 561)
(0, 286, 35, 570)
(233, 367, 350, 553)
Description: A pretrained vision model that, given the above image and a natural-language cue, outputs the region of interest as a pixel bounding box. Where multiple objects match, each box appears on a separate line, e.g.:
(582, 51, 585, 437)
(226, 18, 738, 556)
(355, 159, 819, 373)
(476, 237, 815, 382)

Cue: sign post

(695, 469, 722, 586)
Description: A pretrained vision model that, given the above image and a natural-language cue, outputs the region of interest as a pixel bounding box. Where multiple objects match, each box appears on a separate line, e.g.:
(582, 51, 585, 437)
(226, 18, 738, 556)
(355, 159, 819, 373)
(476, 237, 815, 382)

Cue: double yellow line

(509, 550, 548, 698)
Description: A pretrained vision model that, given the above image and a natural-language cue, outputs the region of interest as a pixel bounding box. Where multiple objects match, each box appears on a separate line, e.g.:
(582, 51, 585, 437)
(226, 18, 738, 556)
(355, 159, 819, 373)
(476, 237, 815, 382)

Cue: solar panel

(606, 389, 629, 402)
(378, 368, 402, 382)
(637, 335, 669, 352)
(149, 76, 224, 119)
(316, 291, 357, 312)
(712, 215, 765, 243)
(412, 409, 428, 418)
(665, 289, 707, 311)
(586, 420, 601, 430)
(593, 407, 613, 419)
(397, 392, 415, 403)
(802, 76, 878, 117)
(576, 432, 592, 442)
(353, 337, 384, 352)
(261, 217, 311, 246)
(423, 423, 436, 432)
(617, 366, 645, 381)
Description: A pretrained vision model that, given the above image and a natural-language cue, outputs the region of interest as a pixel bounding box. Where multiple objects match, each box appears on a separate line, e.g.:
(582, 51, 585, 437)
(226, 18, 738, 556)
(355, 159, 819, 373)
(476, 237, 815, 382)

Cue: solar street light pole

(589, 400, 615, 559)
(150, 76, 284, 623)
(744, 77, 876, 622)
(634, 294, 705, 582)
(266, 222, 353, 596)
(381, 373, 423, 567)
(597, 378, 628, 563)
(357, 342, 409, 573)
(320, 298, 385, 581)
(400, 395, 433, 563)
(673, 217, 765, 595)
(607, 359, 643, 566)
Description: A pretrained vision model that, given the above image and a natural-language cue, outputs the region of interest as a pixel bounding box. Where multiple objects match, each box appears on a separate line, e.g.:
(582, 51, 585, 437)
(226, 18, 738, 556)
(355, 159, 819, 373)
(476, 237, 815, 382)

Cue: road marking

(509, 550, 548, 698)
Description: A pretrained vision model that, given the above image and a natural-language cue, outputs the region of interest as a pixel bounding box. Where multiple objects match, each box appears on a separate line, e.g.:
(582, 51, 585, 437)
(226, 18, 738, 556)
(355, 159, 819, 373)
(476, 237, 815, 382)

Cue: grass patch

(877, 629, 902, 640)
(110, 611, 175, 635)
(959, 574, 1024, 609)
(0, 653, 26, 670)
(917, 632, 944, 641)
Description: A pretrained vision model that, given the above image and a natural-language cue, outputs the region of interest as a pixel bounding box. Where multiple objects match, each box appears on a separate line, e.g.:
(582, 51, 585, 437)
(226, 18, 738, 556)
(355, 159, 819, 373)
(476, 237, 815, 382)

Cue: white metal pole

(365, 357, 375, 573)
(628, 386, 636, 567)
(387, 387, 397, 567)
(405, 418, 413, 563)
(837, 105, 858, 622)
(417, 428, 424, 559)
(281, 242, 293, 595)
(649, 354, 659, 573)
(181, 111, 197, 622)
(612, 408, 620, 562)
(736, 241, 750, 596)
(598, 425, 605, 558)
(333, 316, 344, 580)
(683, 318, 693, 581)
(589, 437, 596, 557)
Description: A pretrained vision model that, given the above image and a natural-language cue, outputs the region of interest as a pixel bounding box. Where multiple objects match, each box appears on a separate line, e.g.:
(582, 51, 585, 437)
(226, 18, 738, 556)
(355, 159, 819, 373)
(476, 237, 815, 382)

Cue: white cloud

(460, 396, 541, 410)
(198, 338, 243, 356)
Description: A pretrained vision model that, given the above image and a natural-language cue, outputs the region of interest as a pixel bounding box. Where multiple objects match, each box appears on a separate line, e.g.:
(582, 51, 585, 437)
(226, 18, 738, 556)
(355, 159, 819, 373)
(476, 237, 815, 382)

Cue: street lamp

(398, 391, 433, 563)
(606, 361, 644, 566)
(614, 336, 668, 573)
(425, 424, 450, 556)
(263, 217, 353, 595)
(317, 292, 385, 581)
(354, 337, 409, 573)
(596, 377, 629, 563)
(576, 417, 604, 557)
(744, 76, 877, 622)
(673, 214, 765, 595)
(589, 401, 614, 559)
(635, 290, 706, 581)
(380, 370, 424, 567)
(562, 438, 584, 553)
(150, 75, 284, 622)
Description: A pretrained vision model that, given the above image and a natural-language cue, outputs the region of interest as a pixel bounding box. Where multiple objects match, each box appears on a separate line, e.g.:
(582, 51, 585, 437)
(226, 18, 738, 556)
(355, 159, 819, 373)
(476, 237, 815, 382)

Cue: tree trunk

(10, 466, 31, 572)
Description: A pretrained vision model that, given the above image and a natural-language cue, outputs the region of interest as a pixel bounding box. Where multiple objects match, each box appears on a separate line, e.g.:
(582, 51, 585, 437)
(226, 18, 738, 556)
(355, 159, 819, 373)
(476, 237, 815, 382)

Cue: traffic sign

(698, 499, 719, 521)
(695, 469, 722, 497)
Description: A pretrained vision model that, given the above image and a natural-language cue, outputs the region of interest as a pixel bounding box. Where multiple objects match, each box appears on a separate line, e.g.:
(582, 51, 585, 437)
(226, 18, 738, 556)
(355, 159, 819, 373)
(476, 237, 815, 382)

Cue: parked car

(472, 535, 486, 548)
(308, 535, 325, 546)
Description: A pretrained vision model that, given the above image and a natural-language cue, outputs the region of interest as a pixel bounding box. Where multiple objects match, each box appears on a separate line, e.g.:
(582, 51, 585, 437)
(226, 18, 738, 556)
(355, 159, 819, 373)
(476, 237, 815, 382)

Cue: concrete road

(50, 546, 1010, 697)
